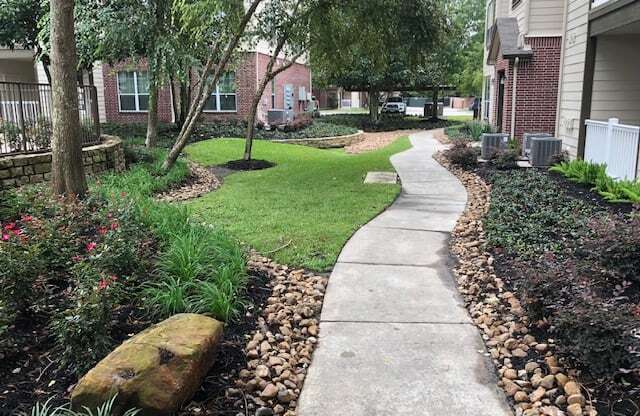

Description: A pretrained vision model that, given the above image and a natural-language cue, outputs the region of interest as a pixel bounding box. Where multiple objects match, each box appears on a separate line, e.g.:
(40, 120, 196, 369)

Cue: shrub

(549, 150, 569, 166)
(146, 225, 247, 322)
(552, 302, 639, 377)
(466, 120, 492, 140)
(1, 120, 22, 150)
(443, 140, 478, 169)
(321, 113, 452, 132)
(491, 149, 519, 170)
(550, 159, 606, 185)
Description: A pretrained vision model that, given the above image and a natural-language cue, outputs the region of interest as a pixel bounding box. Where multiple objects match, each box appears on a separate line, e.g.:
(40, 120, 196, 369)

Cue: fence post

(90, 86, 101, 139)
(16, 83, 27, 152)
(605, 118, 618, 172)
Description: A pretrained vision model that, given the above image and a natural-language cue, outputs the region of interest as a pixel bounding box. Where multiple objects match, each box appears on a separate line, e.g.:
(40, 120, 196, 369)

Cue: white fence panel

(585, 118, 640, 180)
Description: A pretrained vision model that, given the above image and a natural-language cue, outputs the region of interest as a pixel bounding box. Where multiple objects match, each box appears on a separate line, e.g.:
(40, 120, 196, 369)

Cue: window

(204, 72, 237, 112)
(271, 78, 276, 109)
(483, 76, 491, 120)
(117, 71, 149, 112)
(512, 0, 523, 8)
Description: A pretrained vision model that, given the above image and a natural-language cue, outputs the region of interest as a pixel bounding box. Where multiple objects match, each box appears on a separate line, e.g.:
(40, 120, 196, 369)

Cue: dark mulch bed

(0, 271, 270, 415)
(0, 307, 151, 414)
(475, 164, 640, 416)
(180, 271, 272, 415)
(223, 159, 275, 172)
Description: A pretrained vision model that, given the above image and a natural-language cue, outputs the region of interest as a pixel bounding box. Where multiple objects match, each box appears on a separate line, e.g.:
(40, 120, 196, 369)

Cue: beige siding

(557, 0, 590, 156)
(529, 0, 565, 35)
(511, 0, 531, 35)
(590, 35, 640, 126)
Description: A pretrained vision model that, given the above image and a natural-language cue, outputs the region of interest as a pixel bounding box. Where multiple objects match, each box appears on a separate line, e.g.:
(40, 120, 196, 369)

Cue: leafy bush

(485, 168, 640, 380)
(551, 159, 640, 203)
(445, 120, 492, 141)
(550, 159, 606, 185)
(321, 114, 452, 132)
(146, 225, 247, 322)
(553, 302, 639, 377)
(549, 150, 569, 166)
(443, 140, 478, 169)
(1, 120, 22, 150)
(490, 149, 519, 170)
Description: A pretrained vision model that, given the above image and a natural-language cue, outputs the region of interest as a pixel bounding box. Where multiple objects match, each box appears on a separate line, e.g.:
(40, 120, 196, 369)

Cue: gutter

(555, 0, 569, 137)
(510, 57, 519, 140)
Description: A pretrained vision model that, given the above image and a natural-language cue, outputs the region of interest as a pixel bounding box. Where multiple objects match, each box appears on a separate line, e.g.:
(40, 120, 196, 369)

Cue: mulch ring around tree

(180, 252, 328, 416)
(223, 159, 276, 172)
(434, 152, 599, 416)
(157, 163, 221, 202)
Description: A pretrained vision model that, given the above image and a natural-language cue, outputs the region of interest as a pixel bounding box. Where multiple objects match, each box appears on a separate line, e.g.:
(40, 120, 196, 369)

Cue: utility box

(530, 137, 563, 167)
(481, 133, 509, 159)
(522, 133, 553, 158)
(267, 109, 295, 126)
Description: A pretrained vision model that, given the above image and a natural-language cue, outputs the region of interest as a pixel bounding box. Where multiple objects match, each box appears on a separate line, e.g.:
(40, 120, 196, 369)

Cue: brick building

(483, 0, 565, 142)
(0, 49, 312, 125)
(99, 52, 312, 124)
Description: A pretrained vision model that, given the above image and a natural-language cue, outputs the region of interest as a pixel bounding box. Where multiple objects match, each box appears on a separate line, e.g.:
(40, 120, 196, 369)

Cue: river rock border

(435, 153, 597, 416)
(0, 135, 125, 189)
(223, 253, 328, 416)
(271, 130, 364, 149)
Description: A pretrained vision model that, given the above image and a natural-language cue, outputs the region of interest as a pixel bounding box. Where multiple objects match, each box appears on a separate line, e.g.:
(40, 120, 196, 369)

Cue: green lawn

(186, 137, 411, 271)
(445, 115, 474, 122)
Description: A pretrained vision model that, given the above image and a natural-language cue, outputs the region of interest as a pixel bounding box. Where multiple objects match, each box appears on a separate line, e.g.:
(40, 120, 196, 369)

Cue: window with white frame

(117, 71, 149, 112)
(204, 72, 237, 112)
(271, 78, 276, 108)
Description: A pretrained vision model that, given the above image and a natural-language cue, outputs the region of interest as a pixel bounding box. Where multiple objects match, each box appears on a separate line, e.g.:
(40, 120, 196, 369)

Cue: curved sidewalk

(298, 131, 512, 416)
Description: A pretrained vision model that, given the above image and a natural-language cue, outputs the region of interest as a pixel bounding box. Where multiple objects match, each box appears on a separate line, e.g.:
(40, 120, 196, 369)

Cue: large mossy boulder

(71, 313, 223, 415)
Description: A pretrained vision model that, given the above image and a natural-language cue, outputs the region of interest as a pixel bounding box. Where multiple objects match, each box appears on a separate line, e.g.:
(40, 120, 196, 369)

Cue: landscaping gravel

(344, 130, 420, 154)
(436, 153, 598, 416)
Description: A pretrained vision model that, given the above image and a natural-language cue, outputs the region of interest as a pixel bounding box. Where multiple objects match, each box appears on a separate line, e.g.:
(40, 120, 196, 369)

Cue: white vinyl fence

(584, 118, 640, 180)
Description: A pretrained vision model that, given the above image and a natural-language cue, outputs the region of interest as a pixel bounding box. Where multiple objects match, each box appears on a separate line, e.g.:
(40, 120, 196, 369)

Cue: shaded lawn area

(445, 115, 474, 122)
(186, 137, 411, 271)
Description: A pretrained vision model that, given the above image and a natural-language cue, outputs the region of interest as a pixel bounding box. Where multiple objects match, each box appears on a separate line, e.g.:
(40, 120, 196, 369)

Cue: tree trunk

(145, 83, 159, 148)
(170, 76, 180, 128)
(161, 0, 264, 172)
(368, 88, 379, 125)
(431, 86, 439, 120)
(244, 77, 270, 161)
(50, 0, 87, 199)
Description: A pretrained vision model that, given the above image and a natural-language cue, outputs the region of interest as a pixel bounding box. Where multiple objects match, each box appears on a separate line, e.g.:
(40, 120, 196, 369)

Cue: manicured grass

(186, 137, 411, 271)
(445, 115, 474, 122)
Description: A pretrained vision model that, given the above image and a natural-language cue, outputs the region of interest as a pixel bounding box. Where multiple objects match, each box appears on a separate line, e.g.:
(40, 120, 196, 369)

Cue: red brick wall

(102, 52, 312, 124)
(491, 36, 562, 141)
(256, 52, 312, 121)
(102, 60, 174, 124)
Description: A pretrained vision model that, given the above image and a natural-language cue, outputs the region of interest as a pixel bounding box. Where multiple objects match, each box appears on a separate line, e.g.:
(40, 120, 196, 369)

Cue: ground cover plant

(103, 120, 357, 148)
(186, 137, 411, 271)
(482, 169, 640, 414)
(444, 120, 492, 141)
(0, 150, 247, 413)
(551, 159, 640, 203)
(320, 114, 453, 132)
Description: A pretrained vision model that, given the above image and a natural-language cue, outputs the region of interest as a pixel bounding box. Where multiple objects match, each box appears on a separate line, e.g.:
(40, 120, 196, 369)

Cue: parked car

(381, 96, 406, 114)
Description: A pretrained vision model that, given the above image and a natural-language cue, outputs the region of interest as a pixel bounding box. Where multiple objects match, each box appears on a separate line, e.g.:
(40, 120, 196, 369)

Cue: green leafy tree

(161, 0, 264, 171)
(0, 0, 51, 82)
(243, 0, 314, 161)
(310, 0, 446, 124)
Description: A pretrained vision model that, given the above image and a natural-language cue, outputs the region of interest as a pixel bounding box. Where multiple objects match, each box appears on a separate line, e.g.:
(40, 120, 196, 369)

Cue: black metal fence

(0, 82, 100, 156)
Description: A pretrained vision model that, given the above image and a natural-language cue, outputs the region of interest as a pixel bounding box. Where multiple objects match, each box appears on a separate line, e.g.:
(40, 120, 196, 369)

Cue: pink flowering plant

(0, 186, 154, 370)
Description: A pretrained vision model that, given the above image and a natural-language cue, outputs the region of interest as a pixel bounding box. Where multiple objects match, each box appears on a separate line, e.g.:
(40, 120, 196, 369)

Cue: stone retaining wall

(272, 130, 365, 149)
(0, 135, 125, 189)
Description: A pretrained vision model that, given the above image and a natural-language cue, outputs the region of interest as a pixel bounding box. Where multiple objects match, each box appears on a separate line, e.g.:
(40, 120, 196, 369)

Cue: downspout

(555, 0, 569, 137)
(510, 57, 519, 140)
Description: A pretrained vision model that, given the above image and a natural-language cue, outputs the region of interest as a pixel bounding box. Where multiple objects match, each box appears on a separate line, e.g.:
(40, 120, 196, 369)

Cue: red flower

(110, 222, 119, 231)
(1, 234, 9, 241)
(72, 255, 83, 262)
(86, 242, 97, 252)
(11, 228, 23, 236)
(21, 215, 33, 222)
(110, 275, 118, 281)
(98, 278, 109, 290)
(98, 226, 108, 235)
(3, 222, 16, 231)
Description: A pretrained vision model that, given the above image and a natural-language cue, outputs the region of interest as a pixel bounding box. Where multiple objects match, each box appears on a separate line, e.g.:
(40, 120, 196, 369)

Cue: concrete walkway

(297, 131, 511, 416)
